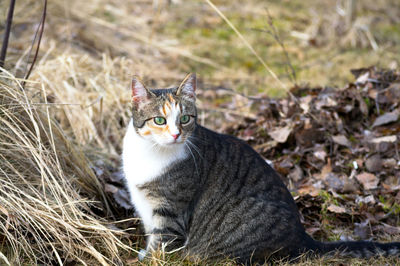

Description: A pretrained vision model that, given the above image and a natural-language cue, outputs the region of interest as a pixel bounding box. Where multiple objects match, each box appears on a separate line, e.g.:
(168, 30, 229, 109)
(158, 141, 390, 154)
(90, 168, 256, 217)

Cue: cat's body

(122, 74, 400, 263)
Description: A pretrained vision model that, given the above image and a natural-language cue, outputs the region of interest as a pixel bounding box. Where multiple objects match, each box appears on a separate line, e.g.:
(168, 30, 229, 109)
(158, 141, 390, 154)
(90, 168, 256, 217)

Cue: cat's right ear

(131, 76, 152, 105)
(176, 73, 196, 99)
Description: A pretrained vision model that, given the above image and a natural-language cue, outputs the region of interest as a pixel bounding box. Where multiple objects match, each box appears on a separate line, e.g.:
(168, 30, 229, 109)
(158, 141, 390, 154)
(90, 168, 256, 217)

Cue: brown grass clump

(0, 69, 134, 265)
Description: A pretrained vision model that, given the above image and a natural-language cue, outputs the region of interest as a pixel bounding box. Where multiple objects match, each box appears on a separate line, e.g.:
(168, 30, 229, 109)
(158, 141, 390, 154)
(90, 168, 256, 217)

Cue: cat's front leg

(146, 232, 161, 252)
(138, 233, 162, 261)
(147, 227, 183, 253)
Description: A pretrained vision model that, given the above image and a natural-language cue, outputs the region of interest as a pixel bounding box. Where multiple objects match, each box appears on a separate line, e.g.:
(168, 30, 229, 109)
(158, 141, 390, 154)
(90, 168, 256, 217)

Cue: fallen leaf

(387, 82, 400, 103)
(327, 204, 347, 214)
(339, 234, 354, 241)
(316, 95, 337, 109)
(288, 165, 304, 182)
(332, 135, 351, 147)
(355, 195, 376, 204)
(377, 223, 400, 235)
(110, 171, 126, 183)
(305, 227, 321, 236)
(355, 172, 379, 190)
(268, 125, 292, 143)
(114, 189, 133, 210)
(104, 184, 118, 194)
(313, 145, 327, 161)
(242, 128, 255, 140)
(355, 71, 370, 84)
(368, 89, 378, 99)
(314, 159, 332, 180)
(351, 67, 370, 79)
(342, 176, 359, 193)
(355, 92, 368, 115)
(92, 165, 104, 179)
(382, 158, 397, 168)
(295, 128, 325, 147)
(372, 110, 399, 127)
(298, 185, 320, 197)
(253, 140, 278, 151)
(370, 135, 397, 143)
(325, 174, 345, 192)
(300, 95, 313, 113)
(354, 220, 370, 240)
(126, 257, 139, 264)
(355, 159, 364, 169)
(365, 154, 382, 173)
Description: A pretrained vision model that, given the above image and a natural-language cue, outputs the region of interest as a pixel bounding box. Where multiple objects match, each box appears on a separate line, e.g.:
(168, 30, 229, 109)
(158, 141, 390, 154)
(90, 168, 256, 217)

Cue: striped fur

(123, 74, 400, 263)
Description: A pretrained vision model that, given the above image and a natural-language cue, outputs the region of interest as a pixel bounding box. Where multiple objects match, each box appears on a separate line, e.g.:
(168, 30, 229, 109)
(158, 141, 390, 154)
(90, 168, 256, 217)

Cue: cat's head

(130, 74, 197, 147)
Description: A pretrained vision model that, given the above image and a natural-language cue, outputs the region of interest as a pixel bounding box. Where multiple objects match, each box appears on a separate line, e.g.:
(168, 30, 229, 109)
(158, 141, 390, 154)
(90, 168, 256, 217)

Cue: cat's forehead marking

(168, 94, 174, 102)
(160, 92, 180, 118)
(165, 100, 172, 111)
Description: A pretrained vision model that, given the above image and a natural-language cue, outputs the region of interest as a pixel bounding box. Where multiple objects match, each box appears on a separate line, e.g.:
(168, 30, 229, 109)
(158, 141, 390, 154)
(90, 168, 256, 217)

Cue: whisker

(186, 139, 203, 161)
(185, 142, 199, 177)
(188, 134, 208, 145)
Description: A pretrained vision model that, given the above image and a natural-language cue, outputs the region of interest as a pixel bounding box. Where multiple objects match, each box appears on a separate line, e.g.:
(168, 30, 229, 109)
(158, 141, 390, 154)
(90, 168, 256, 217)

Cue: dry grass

(0, 70, 137, 265)
(0, 0, 399, 265)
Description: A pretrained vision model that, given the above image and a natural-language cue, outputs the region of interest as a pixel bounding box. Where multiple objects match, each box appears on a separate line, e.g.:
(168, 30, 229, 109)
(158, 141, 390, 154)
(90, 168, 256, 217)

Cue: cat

(122, 73, 400, 263)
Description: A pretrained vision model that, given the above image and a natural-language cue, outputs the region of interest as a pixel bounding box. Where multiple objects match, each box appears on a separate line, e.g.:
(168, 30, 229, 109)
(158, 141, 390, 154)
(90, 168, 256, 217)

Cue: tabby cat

(122, 74, 400, 263)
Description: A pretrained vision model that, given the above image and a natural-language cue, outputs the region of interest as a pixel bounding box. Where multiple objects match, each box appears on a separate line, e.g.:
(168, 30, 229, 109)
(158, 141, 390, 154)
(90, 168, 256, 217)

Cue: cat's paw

(138, 249, 147, 261)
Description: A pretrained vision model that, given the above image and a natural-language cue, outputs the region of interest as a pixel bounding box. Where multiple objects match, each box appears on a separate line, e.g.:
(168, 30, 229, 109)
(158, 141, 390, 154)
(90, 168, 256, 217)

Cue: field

(0, 0, 399, 265)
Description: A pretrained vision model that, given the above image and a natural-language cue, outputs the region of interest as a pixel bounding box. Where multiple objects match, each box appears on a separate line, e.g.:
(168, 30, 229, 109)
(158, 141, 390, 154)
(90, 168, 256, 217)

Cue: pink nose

(172, 133, 180, 140)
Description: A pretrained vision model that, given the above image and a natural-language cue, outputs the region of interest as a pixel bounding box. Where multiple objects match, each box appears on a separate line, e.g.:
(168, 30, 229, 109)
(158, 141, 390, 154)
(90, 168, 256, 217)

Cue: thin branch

(207, 86, 267, 102)
(264, 8, 297, 83)
(252, 26, 297, 83)
(0, 0, 16, 69)
(22, 0, 47, 88)
(205, 0, 289, 92)
(204, 0, 305, 110)
(345, 0, 357, 30)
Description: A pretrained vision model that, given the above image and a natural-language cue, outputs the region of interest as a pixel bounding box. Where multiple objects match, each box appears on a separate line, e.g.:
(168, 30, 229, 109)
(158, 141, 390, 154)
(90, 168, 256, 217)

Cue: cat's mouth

(156, 139, 185, 147)
(167, 139, 184, 145)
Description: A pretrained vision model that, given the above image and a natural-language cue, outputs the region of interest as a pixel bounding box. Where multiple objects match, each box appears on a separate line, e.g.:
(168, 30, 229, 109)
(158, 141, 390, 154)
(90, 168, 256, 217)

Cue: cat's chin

(155, 141, 185, 149)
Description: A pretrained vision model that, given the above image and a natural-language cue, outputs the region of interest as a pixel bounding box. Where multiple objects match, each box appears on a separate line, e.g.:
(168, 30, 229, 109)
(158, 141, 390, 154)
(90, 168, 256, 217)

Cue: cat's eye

(154, 117, 166, 125)
(180, 115, 190, 124)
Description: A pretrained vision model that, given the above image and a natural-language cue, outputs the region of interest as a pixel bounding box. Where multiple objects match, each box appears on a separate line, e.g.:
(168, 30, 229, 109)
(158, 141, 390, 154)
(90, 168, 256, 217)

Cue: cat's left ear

(131, 76, 154, 104)
(176, 73, 196, 99)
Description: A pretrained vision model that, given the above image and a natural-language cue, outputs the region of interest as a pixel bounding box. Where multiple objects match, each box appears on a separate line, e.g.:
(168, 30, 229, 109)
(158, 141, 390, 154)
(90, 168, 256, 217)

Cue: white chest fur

(122, 120, 187, 232)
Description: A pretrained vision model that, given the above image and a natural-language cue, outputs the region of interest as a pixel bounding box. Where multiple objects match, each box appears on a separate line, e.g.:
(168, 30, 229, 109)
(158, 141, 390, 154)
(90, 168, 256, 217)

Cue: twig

(252, 27, 297, 83)
(254, 8, 297, 83)
(198, 107, 257, 120)
(0, 0, 16, 69)
(207, 85, 267, 102)
(205, 0, 289, 92)
(345, 0, 357, 30)
(22, 0, 47, 88)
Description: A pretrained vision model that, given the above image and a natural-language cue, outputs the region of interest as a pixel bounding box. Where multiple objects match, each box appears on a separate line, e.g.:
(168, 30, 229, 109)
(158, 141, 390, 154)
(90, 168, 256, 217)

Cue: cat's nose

(172, 133, 180, 140)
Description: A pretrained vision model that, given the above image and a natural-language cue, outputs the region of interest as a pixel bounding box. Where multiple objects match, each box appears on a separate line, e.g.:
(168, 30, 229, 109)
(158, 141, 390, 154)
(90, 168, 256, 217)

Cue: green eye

(154, 117, 166, 125)
(180, 115, 190, 124)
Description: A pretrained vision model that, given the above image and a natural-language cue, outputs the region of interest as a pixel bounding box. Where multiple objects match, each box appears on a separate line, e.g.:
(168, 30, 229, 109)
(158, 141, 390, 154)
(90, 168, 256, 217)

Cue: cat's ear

(176, 73, 196, 99)
(131, 76, 153, 104)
